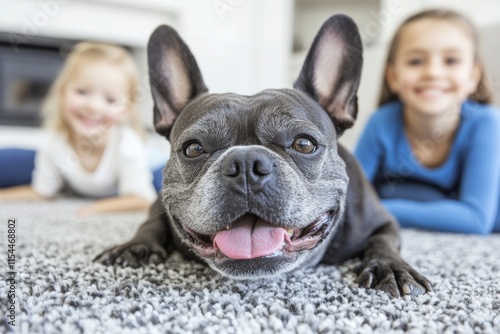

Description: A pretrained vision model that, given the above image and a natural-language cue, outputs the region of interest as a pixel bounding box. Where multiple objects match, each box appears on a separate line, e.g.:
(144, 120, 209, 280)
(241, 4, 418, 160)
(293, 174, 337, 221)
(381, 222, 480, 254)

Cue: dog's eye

(292, 137, 316, 154)
(184, 142, 205, 158)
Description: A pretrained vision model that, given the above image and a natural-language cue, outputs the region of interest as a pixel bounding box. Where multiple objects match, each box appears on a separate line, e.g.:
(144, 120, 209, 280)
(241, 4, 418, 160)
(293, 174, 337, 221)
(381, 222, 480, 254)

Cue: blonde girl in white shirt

(0, 42, 157, 215)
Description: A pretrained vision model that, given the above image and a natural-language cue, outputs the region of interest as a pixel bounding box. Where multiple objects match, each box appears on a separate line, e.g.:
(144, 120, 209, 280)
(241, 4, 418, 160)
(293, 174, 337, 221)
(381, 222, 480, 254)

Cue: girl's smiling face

(62, 61, 130, 139)
(386, 18, 481, 117)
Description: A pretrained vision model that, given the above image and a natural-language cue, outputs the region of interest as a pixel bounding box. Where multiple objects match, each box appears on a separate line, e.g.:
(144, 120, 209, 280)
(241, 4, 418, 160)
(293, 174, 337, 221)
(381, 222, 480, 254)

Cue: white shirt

(32, 126, 157, 203)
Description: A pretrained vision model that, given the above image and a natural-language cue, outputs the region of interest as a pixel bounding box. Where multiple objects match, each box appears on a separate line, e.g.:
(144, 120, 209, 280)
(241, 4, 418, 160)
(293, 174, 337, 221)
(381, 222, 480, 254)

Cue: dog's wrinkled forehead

(170, 88, 337, 147)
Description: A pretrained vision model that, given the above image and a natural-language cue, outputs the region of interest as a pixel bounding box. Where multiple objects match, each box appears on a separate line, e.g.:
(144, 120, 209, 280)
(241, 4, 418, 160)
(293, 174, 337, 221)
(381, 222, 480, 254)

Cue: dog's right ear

(148, 25, 208, 138)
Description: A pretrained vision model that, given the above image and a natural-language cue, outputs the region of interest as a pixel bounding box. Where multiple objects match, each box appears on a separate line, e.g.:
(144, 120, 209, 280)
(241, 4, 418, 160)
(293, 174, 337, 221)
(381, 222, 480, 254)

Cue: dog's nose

(221, 150, 274, 194)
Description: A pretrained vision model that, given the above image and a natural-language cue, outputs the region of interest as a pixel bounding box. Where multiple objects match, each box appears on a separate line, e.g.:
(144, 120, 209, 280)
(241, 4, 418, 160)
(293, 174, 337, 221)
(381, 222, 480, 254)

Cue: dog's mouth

(179, 209, 338, 260)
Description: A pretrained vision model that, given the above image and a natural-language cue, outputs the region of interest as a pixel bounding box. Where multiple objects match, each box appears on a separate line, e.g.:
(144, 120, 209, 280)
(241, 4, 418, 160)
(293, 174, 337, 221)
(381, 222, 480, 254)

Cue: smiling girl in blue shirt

(355, 10, 500, 234)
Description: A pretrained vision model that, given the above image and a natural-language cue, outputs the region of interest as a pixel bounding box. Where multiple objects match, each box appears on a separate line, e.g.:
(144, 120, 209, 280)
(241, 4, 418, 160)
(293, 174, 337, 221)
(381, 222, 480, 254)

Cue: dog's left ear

(294, 14, 363, 136)
(148, 25, 208, 138)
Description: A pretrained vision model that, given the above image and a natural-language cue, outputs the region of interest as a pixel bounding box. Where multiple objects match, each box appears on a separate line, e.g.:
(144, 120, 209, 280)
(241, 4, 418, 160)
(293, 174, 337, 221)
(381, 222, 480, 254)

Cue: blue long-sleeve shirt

(354, 100, 500, 235)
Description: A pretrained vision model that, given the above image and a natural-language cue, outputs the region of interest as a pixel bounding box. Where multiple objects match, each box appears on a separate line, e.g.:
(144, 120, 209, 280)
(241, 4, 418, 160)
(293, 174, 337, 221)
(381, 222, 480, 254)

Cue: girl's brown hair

(378, 9, 492, 106)
(42, 42, 146, 140)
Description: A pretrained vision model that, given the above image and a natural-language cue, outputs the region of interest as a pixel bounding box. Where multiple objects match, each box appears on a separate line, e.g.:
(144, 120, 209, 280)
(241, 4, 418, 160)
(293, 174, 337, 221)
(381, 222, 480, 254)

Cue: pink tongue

(213, 214, 287, 259)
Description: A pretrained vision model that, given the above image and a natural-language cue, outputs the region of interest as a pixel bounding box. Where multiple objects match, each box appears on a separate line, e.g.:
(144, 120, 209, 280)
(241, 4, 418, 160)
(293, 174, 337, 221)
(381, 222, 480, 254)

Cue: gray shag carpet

(1, 199, 499, 334)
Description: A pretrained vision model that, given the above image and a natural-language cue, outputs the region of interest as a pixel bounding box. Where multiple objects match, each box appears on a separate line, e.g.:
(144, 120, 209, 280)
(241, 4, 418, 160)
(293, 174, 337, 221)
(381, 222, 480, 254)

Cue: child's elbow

(470, 215, 493, 235)
(475, 225, 493, 236)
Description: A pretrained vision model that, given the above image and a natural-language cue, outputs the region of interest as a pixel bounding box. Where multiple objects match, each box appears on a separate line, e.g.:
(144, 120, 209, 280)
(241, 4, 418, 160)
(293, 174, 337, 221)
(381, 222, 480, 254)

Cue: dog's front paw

(93, 242, 168, 268)
(355, 258, 432, 298)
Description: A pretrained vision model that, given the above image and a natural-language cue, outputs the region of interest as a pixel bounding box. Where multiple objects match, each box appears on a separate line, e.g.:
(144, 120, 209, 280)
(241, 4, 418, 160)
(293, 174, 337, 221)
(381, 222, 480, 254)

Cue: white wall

(0, 0, 179, 47)
(175, 0, 293, 95)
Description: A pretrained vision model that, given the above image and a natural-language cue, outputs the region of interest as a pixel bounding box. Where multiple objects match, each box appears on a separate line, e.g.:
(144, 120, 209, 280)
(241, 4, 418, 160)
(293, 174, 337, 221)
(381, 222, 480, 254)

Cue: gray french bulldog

(95, 14, 432, 297)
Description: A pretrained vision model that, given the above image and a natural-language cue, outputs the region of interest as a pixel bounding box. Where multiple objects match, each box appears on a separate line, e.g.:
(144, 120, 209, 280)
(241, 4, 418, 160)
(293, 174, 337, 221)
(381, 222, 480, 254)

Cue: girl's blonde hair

(42, 42, 146, 140)
(378, 9, 492, 106)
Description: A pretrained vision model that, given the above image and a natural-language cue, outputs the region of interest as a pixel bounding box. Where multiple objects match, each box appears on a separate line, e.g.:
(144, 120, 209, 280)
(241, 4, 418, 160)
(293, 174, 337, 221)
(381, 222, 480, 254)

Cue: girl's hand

(76, 195, 151, 216)
(0, 186, 48, 200)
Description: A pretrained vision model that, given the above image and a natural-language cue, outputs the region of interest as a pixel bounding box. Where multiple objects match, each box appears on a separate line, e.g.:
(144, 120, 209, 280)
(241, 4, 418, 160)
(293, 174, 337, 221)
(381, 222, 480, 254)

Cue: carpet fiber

(1, 199, 499, 333)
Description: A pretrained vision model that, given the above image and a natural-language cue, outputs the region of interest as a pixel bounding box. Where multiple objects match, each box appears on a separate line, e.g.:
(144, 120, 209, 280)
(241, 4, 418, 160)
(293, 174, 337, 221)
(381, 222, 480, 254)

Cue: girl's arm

(77, 195, 151, 216)
(382, 199, 495, 234)
(354, 114, 385, 182)
(0, 185, 49, 200)
(31, 135, 64, 198)
(382, 111, 500, 235)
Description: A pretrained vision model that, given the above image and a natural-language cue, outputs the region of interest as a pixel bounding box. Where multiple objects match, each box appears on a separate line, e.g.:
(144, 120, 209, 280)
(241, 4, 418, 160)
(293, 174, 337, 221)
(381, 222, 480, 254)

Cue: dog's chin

(173, 209, 339, 278)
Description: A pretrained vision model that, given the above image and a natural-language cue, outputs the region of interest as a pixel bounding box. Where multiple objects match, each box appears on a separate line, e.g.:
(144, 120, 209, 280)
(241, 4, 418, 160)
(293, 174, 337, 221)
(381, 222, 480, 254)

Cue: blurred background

(0, 0, 499, 152)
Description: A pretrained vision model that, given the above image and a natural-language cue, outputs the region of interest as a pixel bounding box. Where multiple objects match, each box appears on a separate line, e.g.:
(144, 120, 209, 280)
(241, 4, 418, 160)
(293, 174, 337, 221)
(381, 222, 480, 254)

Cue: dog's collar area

(180, 209, 338, 260)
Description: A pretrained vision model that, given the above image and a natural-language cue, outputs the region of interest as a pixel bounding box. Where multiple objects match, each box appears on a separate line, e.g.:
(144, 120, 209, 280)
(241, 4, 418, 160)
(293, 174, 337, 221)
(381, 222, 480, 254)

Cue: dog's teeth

(285, 228, 294, 237)
(226, 225, 230, 230)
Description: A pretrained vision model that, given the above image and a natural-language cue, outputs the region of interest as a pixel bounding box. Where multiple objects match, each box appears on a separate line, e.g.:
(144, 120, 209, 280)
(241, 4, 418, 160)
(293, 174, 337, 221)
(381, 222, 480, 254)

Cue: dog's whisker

(151, 209, 167, 219)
